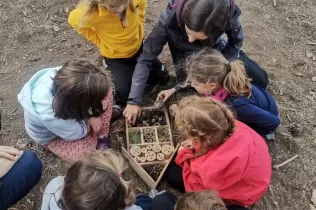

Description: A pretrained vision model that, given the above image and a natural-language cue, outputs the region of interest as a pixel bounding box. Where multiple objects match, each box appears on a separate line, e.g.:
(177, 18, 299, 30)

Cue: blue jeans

(0, 151, 42, 210)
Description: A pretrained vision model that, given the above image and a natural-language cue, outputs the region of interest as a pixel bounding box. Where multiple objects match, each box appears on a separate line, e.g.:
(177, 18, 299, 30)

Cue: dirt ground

(0, 0, 316, 209)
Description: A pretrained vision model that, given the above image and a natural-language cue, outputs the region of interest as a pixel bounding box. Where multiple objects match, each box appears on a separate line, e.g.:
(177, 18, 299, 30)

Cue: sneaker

(265, 132, 276, 141)
(96, 136, 110, 150)
(111, 105, 123, 121)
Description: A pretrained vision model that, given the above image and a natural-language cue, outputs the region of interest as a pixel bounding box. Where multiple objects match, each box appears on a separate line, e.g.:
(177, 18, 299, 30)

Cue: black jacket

(128, 0, 244, 105)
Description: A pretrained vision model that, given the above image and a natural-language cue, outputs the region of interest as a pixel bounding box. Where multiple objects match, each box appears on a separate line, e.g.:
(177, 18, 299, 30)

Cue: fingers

(157, 92, 164, 101)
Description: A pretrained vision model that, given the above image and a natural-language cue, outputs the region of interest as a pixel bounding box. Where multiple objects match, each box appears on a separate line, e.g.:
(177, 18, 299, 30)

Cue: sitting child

(176, 190, 248, 210)
(41, 150, 151, 210)
(166, 96, 272, 207)
(18, 61, 113, 161)
(159, 49, 280, 139)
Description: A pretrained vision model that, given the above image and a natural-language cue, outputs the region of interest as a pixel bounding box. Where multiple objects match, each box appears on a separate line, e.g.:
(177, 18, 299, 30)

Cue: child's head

(186, 49, 251, 97)
(52, 60, 110, 121)
(80, 0, 135, 27)
(184, 0, 233, 44)
(174, 96, 236, 155)
(60, 150, 135, 210)
(176, 190, 227, 210)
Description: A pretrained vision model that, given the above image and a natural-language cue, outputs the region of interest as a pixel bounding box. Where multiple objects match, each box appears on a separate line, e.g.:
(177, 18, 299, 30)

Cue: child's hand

(87, 117, 102, 135)
(0, 146, 23, 161)
(123, 104, 142, 125)
(157, 88, 176, 103)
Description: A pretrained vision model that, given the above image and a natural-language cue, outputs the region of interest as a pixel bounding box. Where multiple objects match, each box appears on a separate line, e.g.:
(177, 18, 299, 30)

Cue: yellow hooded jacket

(68, 0, 146, 59)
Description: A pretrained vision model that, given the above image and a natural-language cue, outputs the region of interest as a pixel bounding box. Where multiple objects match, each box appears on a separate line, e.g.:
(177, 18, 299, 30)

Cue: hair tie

(227, 61, 231, 73)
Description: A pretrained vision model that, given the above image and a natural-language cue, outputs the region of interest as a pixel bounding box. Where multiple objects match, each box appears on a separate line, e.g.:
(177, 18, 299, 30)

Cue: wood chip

(307, 52, 313, 58)
(311, 189, 316, 206)
(273, 0, 277, 7)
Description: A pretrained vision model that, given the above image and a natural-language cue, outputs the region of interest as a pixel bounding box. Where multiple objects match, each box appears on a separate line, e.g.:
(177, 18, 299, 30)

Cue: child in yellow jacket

(68, 0, 168, 116)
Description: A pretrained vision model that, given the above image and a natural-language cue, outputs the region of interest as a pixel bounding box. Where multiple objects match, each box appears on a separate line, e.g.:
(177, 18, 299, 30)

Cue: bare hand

(0, 146, 23, 161)
(157, 88, 176, 103)
(123, 104, 142, 125)
(87, 117, 102, 135)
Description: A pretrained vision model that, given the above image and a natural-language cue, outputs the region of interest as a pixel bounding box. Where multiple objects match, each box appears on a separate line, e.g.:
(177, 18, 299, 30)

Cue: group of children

(3, 0, 282, 209)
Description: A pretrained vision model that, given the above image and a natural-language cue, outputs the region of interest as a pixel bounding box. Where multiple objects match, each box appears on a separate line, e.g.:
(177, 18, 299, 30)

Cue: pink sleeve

(175, 148, 195, 167)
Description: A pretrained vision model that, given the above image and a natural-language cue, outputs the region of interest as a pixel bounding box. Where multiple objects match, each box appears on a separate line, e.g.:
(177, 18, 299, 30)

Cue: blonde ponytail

(186, 49, 252, 97)
(223, 60, 252, 97)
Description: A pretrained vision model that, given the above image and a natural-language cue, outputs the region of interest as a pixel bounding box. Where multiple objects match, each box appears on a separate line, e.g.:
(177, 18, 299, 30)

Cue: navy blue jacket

(225, 85, 280, 136)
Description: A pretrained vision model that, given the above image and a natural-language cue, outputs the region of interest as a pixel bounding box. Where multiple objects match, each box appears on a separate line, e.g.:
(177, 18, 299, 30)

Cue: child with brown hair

(18, 61, 113, 161)
(159, 49, 280, 140)
(166, 96, 272, 207)
(41, 150, 162, 210)
(68, 0, 168, 110)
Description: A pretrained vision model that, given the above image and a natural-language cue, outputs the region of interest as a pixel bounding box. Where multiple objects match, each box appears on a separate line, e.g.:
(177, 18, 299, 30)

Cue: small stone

(293, 59, 306, 68)
(52, 25, 61, 32)
(64, 7, 69, 13)
(306, 52, 313, 58)
(313, 57, 316, 61)
(272, 58, 277, 63)
(280, 81, 286, 85)
(29, 57, 41, 62)
(285, 18, 291, 22)
(312, 77, 316, 82)
(48, 49, 53, 52)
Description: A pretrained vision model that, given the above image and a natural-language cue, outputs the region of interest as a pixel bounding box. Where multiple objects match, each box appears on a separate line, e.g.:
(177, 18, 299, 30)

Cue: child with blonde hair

(166, 96, 271, 207)
(42, 150, 144, 210)
(18, 61, 113, 161)
(159, 49, 280, 139)
(68, 0, 168, 113)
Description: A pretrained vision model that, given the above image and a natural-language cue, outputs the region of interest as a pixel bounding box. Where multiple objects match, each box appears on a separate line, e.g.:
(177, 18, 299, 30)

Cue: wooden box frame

(122, 106, 177, 189)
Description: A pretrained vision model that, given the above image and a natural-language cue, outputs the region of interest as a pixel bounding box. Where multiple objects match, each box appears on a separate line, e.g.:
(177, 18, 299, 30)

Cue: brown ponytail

(174, 96, 236, 156)
(186, 49, 252, 97)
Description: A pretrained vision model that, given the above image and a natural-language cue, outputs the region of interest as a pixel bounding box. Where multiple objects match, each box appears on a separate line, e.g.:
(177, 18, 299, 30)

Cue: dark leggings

(166, 163, 185, 192)
(0, 152, 42, 210)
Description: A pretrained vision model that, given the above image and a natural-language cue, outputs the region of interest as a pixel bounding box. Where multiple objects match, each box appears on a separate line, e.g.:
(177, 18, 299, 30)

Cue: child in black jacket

(124, 0, 269, 123)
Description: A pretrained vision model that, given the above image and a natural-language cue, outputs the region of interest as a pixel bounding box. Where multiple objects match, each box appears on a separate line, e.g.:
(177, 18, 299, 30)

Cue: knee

(20, 152, 43, 181)
(152, 192, 177, 209)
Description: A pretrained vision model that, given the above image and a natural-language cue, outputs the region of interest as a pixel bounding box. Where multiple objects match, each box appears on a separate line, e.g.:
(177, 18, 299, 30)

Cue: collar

(98, 4, 110, 16)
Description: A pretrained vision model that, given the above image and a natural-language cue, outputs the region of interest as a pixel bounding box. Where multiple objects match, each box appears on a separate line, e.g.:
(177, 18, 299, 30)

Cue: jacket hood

(18, 67, 61, 121)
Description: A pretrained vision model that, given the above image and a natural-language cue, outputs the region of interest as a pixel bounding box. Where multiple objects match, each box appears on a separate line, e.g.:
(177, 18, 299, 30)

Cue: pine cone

(288, 124, 301, 137)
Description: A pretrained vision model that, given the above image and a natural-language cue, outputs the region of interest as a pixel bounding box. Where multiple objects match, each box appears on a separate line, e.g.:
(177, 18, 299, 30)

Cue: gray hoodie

(41, 176, 143, 210)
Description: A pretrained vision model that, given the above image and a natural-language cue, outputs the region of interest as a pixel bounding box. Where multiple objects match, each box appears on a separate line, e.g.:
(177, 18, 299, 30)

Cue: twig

(273, 154, 299, 169)
(307, 42, 316, 46)
(280, 106, 297, 112)
(286, 114, 292, 121)
(9, 108, 18, 115)
(273, 0, 277, 7)
(304, 95, 315, 103)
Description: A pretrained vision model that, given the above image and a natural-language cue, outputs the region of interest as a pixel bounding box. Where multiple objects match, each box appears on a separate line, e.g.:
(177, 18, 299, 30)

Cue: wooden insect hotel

(121, 106, 178, 189)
